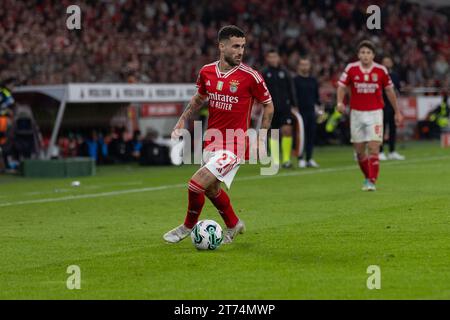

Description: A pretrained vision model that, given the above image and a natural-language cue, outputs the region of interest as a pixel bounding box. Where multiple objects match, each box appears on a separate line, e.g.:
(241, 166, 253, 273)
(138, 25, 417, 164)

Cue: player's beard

(224, 54, 241, 67)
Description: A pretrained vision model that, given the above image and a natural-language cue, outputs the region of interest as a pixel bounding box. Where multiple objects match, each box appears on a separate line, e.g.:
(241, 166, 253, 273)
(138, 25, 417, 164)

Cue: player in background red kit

(337, 40, 403, 191)
(163, 25, 274, 243)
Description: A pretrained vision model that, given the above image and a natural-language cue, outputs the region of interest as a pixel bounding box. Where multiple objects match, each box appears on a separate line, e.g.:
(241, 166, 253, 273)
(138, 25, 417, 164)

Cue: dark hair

(218, 25, 245, 42)
(0, 77, 16, 88)
(357, 40, 375, 54)
(266, 49, 278, 55)
(299, 55, 310, 62)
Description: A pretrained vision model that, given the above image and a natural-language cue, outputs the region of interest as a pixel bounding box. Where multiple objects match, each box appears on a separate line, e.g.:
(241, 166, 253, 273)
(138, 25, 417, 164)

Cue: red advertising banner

(140, 103, 183, 118)
(398, 97, 417, 121)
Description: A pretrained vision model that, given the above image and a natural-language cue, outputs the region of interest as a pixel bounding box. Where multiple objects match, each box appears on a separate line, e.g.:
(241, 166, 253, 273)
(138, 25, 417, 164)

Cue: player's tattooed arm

(261, 101, 274, 130)
(180, 93, 207, 122)
(172, 93, 207, 139)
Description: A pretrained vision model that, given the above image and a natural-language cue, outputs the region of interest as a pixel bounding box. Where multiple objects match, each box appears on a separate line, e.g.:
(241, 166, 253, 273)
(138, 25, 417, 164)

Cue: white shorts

(202, 150, 241, 189)
(350, 109, 383, 143)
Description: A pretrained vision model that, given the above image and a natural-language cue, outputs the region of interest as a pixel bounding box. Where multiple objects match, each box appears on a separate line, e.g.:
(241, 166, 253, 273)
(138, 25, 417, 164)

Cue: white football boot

(361, 179, 369, 191)
(366, 181, 377, 191)
(388, 151, 405, 160)
(379, 152, 387, 161)
(223, 220, 246, 244)
(307, 159, 319, 168)
(362, 179, 376, 191)
(163, 224, 192, 243)
(298, 159, 307, 168)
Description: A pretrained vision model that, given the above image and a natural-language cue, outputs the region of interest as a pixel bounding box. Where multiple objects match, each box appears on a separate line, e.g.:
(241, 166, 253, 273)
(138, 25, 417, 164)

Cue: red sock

(368, 154, 380, 183)
(357, 154, 369, 179)
(184, 180, 205, 229)
(207, 189, 239, 228)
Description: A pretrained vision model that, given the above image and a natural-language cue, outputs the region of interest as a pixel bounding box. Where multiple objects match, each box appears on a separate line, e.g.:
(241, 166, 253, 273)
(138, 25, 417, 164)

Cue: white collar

(358, 61, 374, 74)
(215, 61, 241, 78)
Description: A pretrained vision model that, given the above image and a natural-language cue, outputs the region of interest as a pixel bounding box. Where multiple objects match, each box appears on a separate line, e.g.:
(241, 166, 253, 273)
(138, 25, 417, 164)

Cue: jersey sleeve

(250, 72, 272, 104)
(196, 68, 207, 96)
(338, 65, 351, 87)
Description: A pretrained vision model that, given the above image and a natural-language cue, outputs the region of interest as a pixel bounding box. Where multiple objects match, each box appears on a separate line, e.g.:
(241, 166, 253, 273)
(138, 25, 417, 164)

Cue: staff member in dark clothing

(380, 56, 405, 160)
(0, 80, 15, 172)
(428, 91, 449, 138)
(293, 57, 320, 168)
(261, 50, 297, 168)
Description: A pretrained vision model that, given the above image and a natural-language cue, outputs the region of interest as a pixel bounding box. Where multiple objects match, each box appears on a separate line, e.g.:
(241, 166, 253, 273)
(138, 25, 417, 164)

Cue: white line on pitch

(20, 181, 144, 197)
(0, 155, 448, 208)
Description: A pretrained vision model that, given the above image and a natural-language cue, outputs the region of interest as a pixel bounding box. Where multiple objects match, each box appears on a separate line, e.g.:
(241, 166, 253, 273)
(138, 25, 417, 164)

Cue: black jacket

(261, 66, 297, 114)
(383, 71, 401, 112)
(293, 75, 320, 116)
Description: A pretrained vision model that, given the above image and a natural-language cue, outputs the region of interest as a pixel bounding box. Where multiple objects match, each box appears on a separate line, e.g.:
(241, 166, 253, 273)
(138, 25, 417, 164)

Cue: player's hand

(171, 121, 185, 140)
(395, 112, 403, 126)
(336, 102, 346, 114)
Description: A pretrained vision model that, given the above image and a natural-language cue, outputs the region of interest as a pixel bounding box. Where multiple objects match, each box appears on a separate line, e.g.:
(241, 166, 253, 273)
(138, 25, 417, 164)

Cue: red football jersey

(196, 61, 272, 158)
(338, 61, 393, 111)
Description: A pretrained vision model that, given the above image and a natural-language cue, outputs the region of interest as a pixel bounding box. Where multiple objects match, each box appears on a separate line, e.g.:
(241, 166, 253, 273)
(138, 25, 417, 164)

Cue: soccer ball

(191, 220, 223, 250)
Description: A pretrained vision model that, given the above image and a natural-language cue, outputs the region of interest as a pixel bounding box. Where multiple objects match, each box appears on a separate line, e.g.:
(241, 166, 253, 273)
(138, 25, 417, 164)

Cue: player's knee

(205, 184, 220, 198)
(354, 148, 365, 157)
(368, 143, 381, 155)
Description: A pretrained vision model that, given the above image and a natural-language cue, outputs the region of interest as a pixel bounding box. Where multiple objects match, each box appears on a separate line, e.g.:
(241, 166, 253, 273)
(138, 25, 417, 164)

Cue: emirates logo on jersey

(229, 80, 239, 93)
(207, 92, 239, 111)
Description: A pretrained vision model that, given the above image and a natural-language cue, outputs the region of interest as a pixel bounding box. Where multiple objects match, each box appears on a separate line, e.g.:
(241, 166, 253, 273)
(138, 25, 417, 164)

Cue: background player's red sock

(184, 180, 205, 229)
(368, 154, 380, 183)
(208, 189, 239, 228)
(357, 154, 369, 179)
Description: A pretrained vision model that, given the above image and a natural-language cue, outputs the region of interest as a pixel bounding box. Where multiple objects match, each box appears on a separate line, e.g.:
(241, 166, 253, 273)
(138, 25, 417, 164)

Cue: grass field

(1, 141, 449, 299)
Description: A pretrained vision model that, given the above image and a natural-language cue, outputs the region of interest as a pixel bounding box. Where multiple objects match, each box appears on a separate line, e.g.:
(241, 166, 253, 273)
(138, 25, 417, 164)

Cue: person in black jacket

(261, 50, 297, 168)
(380, 56, 405, 160)
(293, 57, 320, 168)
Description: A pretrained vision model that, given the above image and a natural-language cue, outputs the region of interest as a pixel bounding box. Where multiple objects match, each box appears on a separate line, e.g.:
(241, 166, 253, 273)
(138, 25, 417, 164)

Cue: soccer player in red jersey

(163, 25, 274, 243)
(336, 40, 403, 191)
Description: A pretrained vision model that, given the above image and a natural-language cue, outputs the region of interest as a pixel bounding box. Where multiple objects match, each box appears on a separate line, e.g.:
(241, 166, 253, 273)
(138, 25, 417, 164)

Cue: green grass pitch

(0, 141, 449, 299)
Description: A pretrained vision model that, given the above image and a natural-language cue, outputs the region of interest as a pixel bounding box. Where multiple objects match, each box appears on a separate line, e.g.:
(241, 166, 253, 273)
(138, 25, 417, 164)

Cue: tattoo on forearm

(261, 108, 274, 130)
(179, 94, 205, 123)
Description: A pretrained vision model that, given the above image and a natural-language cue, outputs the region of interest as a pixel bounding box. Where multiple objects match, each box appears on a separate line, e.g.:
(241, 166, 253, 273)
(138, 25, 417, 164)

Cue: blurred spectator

(139, 128, 171, 166)
(10, 105, 42, 162)
(427, 92, 450, 138)
(131, 130, 143, 161)
(0, 79, 15, 172)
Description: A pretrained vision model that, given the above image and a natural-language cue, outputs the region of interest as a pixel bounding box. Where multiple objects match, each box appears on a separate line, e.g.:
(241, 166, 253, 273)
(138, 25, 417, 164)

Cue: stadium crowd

(52, 126, 171, 165)
(53, 127, 142, 163)
(1, 0, 449, 97)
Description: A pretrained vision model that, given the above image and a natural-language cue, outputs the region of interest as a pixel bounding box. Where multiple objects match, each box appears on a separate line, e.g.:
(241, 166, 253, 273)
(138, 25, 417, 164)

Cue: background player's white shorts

(350, 109, 383, 143)
(202, 150, 241, 189)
